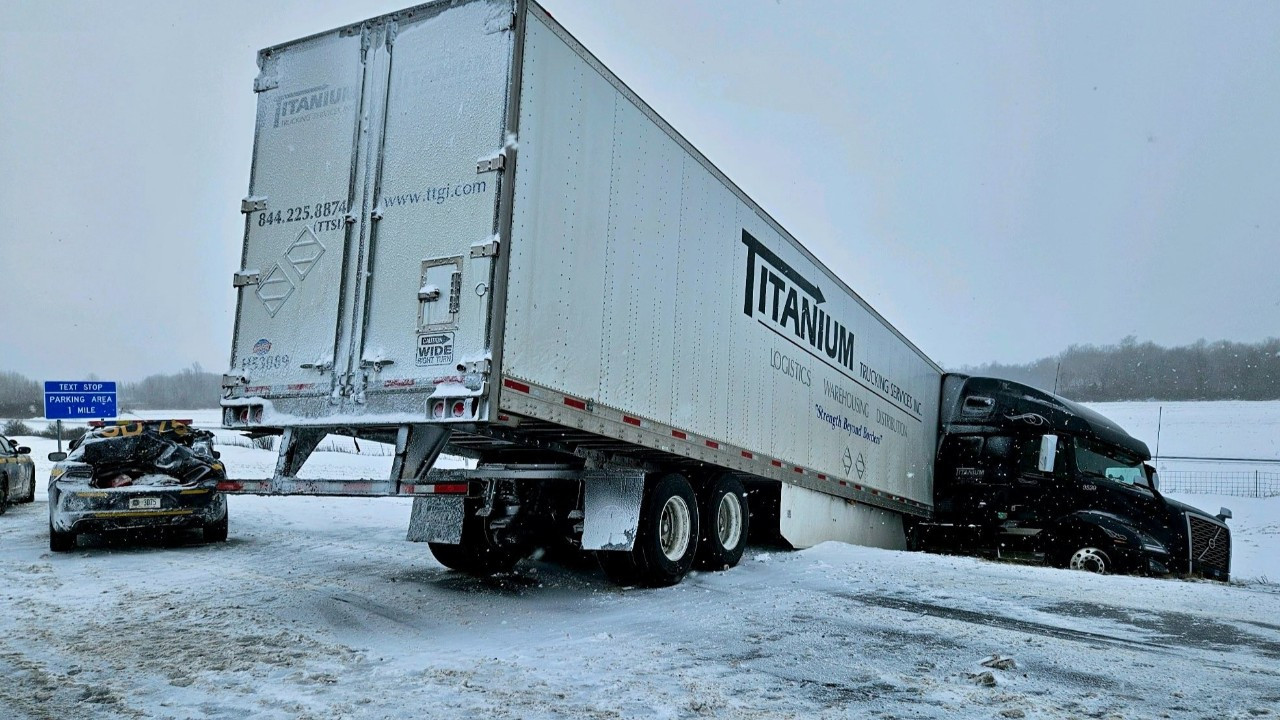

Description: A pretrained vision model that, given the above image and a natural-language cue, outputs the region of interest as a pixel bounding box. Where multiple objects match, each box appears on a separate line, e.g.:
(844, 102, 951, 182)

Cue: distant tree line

(0, 364, 222, 417)
(961, 336, 1280, 402)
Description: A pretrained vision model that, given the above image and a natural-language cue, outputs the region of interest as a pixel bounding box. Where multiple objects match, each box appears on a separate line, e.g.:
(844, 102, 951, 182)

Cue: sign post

(44, 381, 118, 453)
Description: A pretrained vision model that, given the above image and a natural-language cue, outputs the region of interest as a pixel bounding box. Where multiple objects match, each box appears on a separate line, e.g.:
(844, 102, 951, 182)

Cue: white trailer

(223, 0, 943, 585)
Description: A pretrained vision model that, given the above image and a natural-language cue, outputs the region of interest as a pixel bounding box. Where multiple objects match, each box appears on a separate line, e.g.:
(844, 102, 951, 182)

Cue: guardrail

(1158, 469, 1280, 498)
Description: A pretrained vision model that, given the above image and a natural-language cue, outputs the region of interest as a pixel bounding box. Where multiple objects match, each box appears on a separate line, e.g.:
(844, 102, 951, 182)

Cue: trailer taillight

(451, 400, 467, 417)
(431, 400, 446, 419)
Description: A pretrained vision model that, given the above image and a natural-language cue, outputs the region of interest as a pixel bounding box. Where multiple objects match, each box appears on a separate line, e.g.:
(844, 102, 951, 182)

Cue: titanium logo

(274, 84, 354, 128)
(742, 230, 856, 372)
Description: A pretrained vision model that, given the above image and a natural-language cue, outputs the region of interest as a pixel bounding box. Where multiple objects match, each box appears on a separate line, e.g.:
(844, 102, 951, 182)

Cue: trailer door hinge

(241, 196, 268, 213)
(470, 239, 501, 258)
(254, 53, 279, 92)
(476, 153, 506, 173)
(233, 271, 260, 288)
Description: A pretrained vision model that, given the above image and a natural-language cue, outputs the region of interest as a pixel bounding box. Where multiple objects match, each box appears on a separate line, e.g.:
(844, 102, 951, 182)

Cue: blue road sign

(44, 381, 118, 420)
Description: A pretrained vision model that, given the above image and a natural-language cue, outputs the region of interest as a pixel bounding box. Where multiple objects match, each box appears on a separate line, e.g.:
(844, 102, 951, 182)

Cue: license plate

(128, 497, 161, 510)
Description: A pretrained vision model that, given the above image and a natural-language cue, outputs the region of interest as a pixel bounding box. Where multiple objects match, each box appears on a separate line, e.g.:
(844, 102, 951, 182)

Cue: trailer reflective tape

(287, 383, 315, 391)
(563, 397, 587, 410)
(216, 481, 245, 491)
(671, 430, 687, 440)
(793, 467, 803, 474)
(623, 416, 641, 427)
(431, 483, 468, 494)
(503, 379, 531, 393)
(818, 474, 827, 480)
(384, 378, 416, 388)
(246, 386, 271, 394)
(771, 460, 783, 468)
(741, 451, 753, 459)
(705, 440, 719, 449)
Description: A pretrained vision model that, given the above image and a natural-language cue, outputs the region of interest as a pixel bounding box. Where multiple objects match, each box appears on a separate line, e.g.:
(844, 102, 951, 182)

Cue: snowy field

(1, 402, 1278, 718)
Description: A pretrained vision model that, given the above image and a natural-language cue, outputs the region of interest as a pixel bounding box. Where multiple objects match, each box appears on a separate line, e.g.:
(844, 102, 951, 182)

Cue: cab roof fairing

(940, 374, 1151, 460)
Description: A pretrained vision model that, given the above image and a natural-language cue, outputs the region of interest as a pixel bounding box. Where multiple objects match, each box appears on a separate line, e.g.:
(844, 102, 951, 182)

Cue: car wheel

(694, 474, 748, 571)
(49, 522, 76, 552)
(597, 473, 700, 587)
(20, 471, 36, 504)
(204, 512, 229, 543)
(0, 480, 8, 515)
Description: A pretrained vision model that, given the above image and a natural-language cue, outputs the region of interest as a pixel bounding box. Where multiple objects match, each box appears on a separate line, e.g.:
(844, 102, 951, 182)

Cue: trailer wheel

(429, 520, 525, 576)
(694, 475, 748, 571)
(597, 473, 699, 587)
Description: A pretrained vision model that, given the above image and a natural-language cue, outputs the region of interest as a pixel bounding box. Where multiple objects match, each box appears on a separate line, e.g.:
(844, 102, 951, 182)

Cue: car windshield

(1074, 438, 1147, 486)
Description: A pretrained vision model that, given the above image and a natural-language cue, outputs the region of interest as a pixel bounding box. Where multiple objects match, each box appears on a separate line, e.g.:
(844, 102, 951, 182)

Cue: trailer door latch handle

(233, 271, 261, 288)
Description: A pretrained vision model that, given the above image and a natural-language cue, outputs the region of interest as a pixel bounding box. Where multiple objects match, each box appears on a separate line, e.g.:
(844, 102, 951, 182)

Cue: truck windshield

(1074, 439, 1147, 486)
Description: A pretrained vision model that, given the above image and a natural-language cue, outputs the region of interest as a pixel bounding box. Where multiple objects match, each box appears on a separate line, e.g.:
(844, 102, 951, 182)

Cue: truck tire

(598, 473, 700, 587)
(1064, 545, 1112, 574)
(694, 474, 748, 571)
(49, 523, 76, 552)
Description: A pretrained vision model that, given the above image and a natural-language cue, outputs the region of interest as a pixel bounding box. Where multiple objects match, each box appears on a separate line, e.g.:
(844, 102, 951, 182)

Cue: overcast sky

(2, 0, 1277, 381)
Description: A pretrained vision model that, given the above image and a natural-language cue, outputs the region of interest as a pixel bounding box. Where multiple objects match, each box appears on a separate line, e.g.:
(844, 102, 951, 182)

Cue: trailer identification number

(416, 333, 455, 367)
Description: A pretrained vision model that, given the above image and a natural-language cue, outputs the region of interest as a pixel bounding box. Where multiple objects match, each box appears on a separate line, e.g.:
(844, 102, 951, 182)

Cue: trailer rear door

(230, 1, 514, 420)
(352, 3, 514, 409)
(231, 28, 373, 400)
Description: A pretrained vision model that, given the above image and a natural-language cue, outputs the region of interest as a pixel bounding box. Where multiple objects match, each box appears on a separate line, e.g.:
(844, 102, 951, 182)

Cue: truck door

(230, 28, 376, 401)
(346, 4, 513, 416)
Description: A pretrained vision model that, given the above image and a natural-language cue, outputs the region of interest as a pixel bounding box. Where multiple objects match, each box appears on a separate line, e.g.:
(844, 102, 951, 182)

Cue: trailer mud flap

(407, 495, 465, 544)
(581, 468, 645, 551)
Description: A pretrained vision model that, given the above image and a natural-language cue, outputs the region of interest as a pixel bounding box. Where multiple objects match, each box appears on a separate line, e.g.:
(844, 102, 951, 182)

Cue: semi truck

(219, 0, 1230, 585)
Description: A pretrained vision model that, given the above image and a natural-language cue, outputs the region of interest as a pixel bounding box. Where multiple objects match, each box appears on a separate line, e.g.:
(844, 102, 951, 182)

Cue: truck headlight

(1138, 532, 1167, 554)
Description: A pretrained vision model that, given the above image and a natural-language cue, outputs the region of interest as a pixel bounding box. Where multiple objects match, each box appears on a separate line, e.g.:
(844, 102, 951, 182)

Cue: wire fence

(1159, 470, 1280, 498)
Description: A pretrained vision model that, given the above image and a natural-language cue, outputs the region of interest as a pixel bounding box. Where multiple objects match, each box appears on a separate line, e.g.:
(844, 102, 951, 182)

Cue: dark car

(0, 434, 37, 511)
(47, 420, 229, 551)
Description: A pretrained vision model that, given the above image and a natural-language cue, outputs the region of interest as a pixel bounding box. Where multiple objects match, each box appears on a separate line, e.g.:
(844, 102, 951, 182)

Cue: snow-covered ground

(1, 402, 1278, 718)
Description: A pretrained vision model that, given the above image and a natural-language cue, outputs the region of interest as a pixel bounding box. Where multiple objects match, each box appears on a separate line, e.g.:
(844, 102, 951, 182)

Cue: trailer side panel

(502, 8, 941, 512)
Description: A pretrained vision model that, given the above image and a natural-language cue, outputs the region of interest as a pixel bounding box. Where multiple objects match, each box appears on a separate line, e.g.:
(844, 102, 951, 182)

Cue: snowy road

(2, 490, 1279, 719)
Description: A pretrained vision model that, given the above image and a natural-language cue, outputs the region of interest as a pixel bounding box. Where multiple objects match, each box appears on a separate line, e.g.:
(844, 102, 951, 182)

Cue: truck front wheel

(1066, 546, 1112, 574)
(598, 473, 700, 587)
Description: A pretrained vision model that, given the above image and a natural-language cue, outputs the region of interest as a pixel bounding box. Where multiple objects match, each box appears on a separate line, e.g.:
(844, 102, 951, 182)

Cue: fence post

(1257, 470, 1260, 499)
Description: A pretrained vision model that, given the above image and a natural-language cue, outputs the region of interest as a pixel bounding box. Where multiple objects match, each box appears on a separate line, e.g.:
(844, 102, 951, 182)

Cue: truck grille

(1188, 515, 1230, 575)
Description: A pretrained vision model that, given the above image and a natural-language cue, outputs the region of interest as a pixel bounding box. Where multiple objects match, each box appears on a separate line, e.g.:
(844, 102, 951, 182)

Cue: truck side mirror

(1217, 507, 1232, 521)
(1037, 434, 1059, 473)
(48, 452, 68, 462)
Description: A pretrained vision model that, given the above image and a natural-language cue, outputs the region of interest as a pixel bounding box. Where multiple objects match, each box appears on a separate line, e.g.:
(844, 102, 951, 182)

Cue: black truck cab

(918, 375, 1231, 580)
